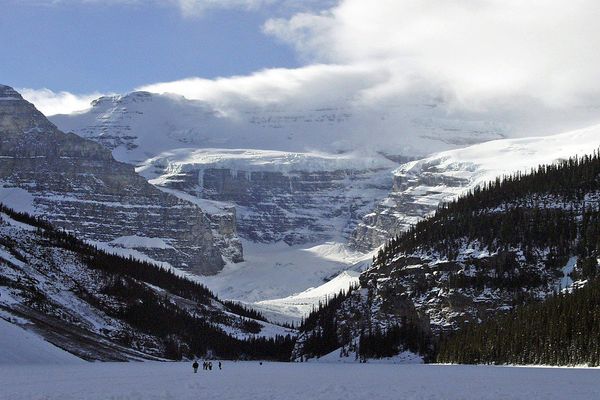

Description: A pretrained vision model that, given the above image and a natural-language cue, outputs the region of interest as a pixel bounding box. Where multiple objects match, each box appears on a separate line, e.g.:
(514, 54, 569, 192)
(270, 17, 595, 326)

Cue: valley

(47, 90, 600, 326)
(4, 2, 600, 398)
(2, 83, 600, 366)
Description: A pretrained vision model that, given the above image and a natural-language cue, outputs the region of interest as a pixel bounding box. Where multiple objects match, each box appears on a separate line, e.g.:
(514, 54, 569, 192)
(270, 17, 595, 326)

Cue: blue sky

(0, 1, 300, 93)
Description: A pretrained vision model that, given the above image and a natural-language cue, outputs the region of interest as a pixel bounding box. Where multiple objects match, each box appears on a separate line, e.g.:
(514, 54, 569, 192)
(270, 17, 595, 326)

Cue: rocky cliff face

(360, 252, 558, 333)
(0, 85, 224, 275)
(349, 167, 467, 251)
(151, 161, 395, 244)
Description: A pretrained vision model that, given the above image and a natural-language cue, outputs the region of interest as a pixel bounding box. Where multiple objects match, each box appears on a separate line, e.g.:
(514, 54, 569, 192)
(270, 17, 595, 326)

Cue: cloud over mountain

(23, 0, 600, 139)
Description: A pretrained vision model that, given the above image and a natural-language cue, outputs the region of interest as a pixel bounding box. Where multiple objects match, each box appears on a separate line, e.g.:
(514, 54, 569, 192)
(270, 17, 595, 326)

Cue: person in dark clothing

(218, 361, 222, 370)
(208, 362, 213, 371)
(192, 361, 199, 373)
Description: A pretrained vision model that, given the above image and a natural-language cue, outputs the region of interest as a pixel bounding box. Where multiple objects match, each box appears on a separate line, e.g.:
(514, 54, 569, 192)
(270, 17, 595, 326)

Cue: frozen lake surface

(1, 361, 599, 400)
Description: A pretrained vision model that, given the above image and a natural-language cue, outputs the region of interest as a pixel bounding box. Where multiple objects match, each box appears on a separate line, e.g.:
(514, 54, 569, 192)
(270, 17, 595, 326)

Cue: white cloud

(19, 88, 106, 116)
(140, 0, 600, 129)
(137, 64, 386, 112)
(263, 0, 600, 110)
(25, 0, 600, 142)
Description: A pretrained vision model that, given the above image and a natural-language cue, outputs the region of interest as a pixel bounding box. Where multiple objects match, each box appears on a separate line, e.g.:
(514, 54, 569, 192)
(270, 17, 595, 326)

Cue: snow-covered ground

(253, 270, 361, 325)
(198, 240, 370, 323)
(395, 123, 600, 202)
(1, 361, 599, 400)
(200, 240, 367, 303)
(0, 318, 82, 366)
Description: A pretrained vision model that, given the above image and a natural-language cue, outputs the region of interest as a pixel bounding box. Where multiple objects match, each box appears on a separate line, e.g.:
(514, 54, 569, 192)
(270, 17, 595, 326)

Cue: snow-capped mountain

(49, 89, 600, 319)
(350, 125, 600, 251)
(51, 91, 507, 161)
(0, 85, 226, 275)
(47, 91, 510, 300)
(50, 91, 509, 247)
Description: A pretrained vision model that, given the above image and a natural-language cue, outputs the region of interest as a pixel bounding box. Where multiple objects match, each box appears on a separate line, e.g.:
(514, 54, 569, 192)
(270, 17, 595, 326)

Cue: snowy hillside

(0, 317, 82, 365)
(252, 270, 362, 325)
(197, 240, 370, 325)
(351, 124, 600, 250)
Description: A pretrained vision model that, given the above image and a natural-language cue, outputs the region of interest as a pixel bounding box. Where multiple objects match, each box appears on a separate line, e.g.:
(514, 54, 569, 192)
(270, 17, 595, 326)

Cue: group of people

(192, 361, 222, 373)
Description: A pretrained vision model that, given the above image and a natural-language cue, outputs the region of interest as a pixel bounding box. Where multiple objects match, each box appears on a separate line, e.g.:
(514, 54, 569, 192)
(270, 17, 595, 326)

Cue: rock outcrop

(349, 162, 469, 251)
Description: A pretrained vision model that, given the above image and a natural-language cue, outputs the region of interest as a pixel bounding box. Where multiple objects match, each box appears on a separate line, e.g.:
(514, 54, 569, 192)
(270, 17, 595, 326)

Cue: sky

(3, 0, 600, 137)
(0, 0, 302, 93)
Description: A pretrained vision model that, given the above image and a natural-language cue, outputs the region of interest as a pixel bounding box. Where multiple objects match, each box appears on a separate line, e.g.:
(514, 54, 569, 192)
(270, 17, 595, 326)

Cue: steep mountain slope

(295, 151, 600, 361)
(351, 125, 600, 251)
(0, 85, 227, 275)
(0, 204, 294, 361)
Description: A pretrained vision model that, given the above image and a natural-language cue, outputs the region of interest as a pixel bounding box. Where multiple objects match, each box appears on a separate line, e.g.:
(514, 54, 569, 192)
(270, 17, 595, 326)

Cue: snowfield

(1, 362, 599, 400)
(198, 240, 370, 324)
(0, 318, 82, 366)
(394, 123, 600, 205)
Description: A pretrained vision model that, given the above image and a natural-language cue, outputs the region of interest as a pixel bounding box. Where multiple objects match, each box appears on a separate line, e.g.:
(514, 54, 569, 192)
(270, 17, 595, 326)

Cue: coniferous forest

(375, 151, 600, 273)
(296, 288, 355, 359)
(385, 151, 600, 366)
(437, 277, 600, 366)
(297, 286, 431, 361)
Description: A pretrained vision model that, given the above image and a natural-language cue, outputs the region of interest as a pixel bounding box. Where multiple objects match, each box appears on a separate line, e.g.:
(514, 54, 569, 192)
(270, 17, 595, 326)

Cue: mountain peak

(0, 83, 57, 134)
(0, 84, 24, 100)
(90, 91, 155, 108)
